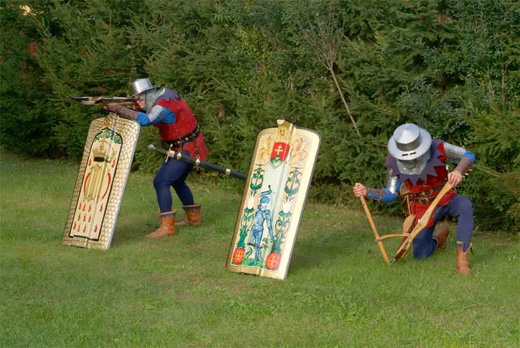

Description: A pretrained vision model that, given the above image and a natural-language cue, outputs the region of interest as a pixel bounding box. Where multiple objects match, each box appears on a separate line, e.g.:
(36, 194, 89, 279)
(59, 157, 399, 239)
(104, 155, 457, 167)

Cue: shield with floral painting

(226, 119, 321, 280)
(62, 113, 140, 250)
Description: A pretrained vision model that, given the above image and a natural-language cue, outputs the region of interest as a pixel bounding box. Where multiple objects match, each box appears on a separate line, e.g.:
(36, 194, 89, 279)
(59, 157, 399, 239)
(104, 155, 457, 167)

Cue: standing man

(248, 187, 274, 265)
(353, 123, 475, 275)
(106, 78, 209, 238)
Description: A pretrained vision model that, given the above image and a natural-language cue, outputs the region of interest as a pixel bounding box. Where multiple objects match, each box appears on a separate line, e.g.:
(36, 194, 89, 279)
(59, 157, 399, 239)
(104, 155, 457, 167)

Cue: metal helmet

(388, 123, 432, 175)
(387, 123, 431, 161)
(130, 78, 156, 97)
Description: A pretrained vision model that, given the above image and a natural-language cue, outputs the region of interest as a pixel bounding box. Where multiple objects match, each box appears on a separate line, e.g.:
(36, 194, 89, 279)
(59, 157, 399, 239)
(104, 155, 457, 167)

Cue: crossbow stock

(67, 96, 142, 106)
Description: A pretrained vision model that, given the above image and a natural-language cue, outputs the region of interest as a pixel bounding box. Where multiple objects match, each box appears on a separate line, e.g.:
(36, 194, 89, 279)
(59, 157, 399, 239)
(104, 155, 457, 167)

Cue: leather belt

(165, 125, 200, 148)
(412, 182, 447, 204)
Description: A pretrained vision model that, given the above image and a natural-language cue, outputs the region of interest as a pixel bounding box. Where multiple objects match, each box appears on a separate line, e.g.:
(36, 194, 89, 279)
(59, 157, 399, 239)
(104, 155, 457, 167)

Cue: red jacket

(153, 90, 209, 161)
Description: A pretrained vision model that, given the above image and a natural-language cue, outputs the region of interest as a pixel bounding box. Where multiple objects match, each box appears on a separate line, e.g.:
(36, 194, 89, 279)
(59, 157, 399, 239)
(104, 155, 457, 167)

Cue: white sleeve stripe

(147, 105, 164, 123)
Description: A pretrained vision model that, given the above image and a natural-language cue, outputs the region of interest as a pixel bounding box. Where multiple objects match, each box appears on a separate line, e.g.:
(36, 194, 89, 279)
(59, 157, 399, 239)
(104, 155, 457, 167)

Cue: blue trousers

(153, 151, 194, 212)
(412, 194, 473, 259)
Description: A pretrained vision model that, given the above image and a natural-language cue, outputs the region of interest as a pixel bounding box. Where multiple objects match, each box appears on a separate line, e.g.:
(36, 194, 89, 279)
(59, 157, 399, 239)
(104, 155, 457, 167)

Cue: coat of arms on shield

(62, 113, 140, 250)
(226, 119, 321, 280)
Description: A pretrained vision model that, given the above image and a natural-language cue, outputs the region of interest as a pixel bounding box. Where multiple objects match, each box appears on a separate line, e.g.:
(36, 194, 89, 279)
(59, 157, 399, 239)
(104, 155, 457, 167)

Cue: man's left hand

(448, 170, 463, 187)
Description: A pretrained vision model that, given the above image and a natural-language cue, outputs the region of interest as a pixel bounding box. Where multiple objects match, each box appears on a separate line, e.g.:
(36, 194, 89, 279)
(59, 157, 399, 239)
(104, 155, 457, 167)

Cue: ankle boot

(145, 210, 176, 238)
(175, 204, 201, 226)
(433, 225, 450, 250)
(456, 241, 472, 276)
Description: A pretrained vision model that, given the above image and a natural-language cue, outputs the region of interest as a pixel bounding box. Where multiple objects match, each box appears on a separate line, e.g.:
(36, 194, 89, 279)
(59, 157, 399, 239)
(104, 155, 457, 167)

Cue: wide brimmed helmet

(387, 123, 431, 161)
(130, 78, 156, 97)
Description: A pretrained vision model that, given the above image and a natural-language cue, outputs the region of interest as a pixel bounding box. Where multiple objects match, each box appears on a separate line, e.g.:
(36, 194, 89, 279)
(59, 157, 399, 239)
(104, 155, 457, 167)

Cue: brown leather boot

(456, 241, 472, 276)
(433, 225, 450, 250)
(175, 204, 201, 226)
(145, 210, 176, 238)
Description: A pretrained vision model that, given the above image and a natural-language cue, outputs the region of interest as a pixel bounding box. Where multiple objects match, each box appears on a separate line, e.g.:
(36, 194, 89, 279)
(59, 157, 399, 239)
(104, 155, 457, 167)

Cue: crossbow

(360, 181, 454, 265)
(67, 96, 142, 106)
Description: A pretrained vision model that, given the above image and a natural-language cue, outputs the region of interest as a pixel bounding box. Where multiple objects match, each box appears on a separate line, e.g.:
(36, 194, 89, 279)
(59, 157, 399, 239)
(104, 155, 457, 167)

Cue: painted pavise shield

(226, 119, 321, 280)
(62, 113, 140, 250)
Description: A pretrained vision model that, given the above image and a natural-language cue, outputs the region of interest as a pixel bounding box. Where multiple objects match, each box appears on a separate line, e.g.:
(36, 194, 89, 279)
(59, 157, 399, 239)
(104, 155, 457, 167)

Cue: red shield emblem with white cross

(270, 142, 290, 167)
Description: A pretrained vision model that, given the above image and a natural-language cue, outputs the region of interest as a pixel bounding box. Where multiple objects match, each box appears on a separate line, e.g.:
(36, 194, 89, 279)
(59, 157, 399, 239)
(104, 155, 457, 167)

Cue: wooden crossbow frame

(359, 181, 454, 265)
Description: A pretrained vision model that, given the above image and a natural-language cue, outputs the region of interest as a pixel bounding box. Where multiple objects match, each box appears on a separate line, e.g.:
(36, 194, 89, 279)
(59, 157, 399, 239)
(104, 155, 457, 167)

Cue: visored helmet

(130, 78, 156, 97)
(387, 123, 431, 161)
(388, 123, 432, 175)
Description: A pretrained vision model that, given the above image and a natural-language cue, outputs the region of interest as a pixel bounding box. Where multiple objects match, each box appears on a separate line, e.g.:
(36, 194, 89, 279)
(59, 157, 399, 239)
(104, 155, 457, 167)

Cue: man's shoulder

(156, 89, 182, 103)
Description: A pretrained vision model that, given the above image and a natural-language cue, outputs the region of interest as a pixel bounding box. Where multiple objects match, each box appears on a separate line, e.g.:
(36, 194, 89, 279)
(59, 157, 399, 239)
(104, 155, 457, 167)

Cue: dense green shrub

(1, 0, 518, 232)
(0, 1, 58, 156)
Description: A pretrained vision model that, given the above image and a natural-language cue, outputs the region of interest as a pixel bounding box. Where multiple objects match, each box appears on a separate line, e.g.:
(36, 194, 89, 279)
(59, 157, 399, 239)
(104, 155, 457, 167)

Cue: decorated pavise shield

(62, 112, 140, 250)
(226, 119, 321, 280)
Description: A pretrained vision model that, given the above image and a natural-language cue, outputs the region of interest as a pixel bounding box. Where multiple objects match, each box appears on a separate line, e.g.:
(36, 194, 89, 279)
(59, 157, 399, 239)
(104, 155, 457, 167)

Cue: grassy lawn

(1, 151, 518, 347)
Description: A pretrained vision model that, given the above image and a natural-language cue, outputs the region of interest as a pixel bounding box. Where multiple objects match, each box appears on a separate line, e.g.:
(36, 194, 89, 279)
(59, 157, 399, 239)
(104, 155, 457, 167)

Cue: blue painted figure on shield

(249, 187, 274, 265)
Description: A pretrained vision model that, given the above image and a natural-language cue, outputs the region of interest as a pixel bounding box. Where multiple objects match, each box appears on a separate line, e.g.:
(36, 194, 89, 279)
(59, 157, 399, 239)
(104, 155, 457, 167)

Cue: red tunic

(152, 91, 209, 161)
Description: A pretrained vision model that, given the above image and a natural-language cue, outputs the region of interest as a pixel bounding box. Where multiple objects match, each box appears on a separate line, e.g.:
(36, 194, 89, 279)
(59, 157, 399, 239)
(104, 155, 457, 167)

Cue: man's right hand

(353, 183, 368, 197)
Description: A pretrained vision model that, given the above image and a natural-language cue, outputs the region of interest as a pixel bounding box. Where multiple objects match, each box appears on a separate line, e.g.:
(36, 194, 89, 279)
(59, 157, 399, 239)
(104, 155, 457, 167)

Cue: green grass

(1, 151, 519, 347)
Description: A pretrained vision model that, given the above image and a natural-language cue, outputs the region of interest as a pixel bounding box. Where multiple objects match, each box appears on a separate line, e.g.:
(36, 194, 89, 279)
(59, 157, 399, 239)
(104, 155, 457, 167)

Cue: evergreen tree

(1, 0, 517, 231)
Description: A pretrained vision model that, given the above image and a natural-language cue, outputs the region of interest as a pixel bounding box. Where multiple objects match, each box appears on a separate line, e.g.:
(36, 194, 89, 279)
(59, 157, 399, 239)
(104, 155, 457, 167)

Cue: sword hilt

(147, 144, 171, 163)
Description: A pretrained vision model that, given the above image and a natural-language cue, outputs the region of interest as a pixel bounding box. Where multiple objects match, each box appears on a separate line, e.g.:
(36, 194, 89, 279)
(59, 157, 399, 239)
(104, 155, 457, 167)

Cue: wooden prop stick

(359, 196, 391, 265)
(391, 181, 453, 264)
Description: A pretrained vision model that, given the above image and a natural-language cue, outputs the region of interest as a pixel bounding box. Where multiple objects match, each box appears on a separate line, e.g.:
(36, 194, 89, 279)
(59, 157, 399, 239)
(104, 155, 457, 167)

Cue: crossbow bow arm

(359, 196, 391, 265)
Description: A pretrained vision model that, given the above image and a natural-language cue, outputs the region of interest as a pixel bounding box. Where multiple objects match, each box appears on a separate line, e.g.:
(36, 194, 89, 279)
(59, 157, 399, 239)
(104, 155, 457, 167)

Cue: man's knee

(412, 233, 434, 259)
(457, 196, 473, 216)
(172, 180, 186, 190)
(153, 175, 167, 189)
(413, 246, 432, 259)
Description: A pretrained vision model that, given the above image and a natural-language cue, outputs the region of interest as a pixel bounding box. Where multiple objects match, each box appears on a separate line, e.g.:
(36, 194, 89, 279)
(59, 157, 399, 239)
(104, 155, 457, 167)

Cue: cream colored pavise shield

(227, 119, 321, 280)
(62, 113, 140, 249)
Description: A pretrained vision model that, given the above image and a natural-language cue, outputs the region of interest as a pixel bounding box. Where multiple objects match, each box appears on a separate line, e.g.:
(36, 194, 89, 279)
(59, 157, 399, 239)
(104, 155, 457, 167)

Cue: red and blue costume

(366, 140, 475, 258)
(137, 89, 209, 212)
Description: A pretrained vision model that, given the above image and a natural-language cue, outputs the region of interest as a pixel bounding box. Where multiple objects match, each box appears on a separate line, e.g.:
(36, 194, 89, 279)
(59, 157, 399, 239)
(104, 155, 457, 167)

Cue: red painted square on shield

(271, 142, 290, 162)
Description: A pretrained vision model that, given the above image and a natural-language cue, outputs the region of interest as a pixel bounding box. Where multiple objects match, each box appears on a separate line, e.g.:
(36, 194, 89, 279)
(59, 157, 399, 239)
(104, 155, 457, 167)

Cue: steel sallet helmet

(130, 78, 156, 97)
(388, 123, 432, 175)
(130, 78, 164, 112)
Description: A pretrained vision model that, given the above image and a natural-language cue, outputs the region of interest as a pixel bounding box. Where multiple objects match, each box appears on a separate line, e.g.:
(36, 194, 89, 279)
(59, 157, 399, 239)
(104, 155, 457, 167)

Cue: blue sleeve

(137, 112, 152, 126)
(159, 108, 176, 125)
(366, 176, 401, 203)
(367, 188, 398, 203)
(462, 150, 475, 163)
(136, 105, 176, 126)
